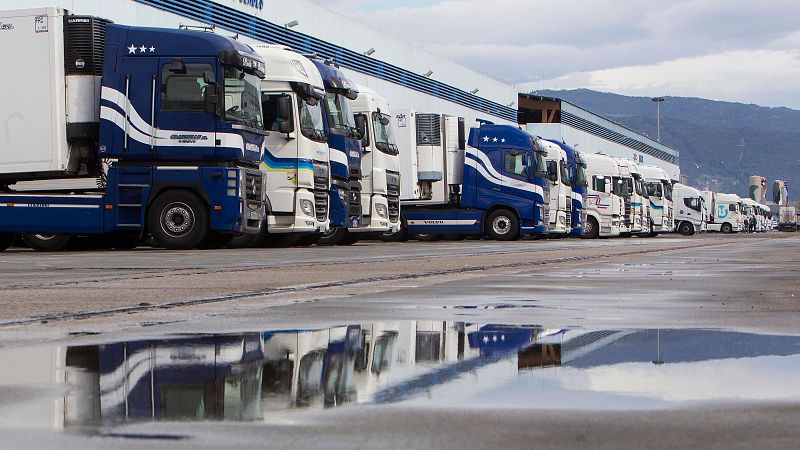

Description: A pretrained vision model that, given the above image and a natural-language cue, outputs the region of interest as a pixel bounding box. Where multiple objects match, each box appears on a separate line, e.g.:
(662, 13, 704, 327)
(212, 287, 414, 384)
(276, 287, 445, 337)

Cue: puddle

(0, 322, 798, 430)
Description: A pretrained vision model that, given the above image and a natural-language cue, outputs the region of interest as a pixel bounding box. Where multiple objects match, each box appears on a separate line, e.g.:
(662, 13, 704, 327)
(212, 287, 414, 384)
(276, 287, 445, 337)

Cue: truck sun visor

(218, 50, 266, 78)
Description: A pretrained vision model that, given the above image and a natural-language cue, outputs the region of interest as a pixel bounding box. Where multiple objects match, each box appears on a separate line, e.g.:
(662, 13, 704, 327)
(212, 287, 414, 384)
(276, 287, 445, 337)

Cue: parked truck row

(0, 9, 782, 253)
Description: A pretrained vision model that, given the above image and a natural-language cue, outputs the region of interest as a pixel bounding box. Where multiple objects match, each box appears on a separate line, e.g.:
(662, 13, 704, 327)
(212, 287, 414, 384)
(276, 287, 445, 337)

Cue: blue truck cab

(547, 140, 587, 236)
(0, 14, 267, 251)
(308, 57, 363, 241)
(403, 122, 548, 240)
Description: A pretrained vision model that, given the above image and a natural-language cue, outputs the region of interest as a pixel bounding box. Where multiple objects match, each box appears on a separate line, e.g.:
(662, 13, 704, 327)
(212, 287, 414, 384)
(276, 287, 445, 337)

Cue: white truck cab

(539, 139, 571, 235)
(701, 191, 743, 233)
(246, 45, 331, 246)
(626, 160, 650, 235)
(581, 153, 623, 238)
(638, 165, 674, 235)
(351, 85, 401, 235)
(673, 183, 706, 235)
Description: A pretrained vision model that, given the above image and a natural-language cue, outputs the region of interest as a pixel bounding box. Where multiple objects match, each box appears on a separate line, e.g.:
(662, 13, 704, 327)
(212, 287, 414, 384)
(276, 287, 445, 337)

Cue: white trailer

(673, 183, 706, 235)
(701, 191, 743, 233)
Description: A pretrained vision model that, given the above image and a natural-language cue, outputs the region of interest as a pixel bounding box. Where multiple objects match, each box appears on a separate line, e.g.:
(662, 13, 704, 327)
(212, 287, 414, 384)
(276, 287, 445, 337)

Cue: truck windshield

(575, 164, 588, 187)
(534, 151, 547, 178)
(325, 91, 356, 134)
(663, 181, 673, 201)
(298, 97, 327, 143)
(612, 176, 628, 196)
(372, 113, 399, 155)
(559, 160, 571, 187)
(635, 178, 645, 196)
(223, 66, 263, 129)
(646, 182, 663, 198)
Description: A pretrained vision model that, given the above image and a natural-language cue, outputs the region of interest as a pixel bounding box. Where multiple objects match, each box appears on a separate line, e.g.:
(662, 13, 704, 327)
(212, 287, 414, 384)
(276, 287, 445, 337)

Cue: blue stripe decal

(261, 149, 313, 173)
(133, 0, 516, 122)
(649, 200, 664, 210)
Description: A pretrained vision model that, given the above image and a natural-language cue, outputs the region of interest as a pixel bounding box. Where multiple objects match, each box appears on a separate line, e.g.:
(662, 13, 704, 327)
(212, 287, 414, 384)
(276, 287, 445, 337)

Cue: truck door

(500, 150, 535, 218)
(155, 57, 217, 160)
(105, 56, 160, 158)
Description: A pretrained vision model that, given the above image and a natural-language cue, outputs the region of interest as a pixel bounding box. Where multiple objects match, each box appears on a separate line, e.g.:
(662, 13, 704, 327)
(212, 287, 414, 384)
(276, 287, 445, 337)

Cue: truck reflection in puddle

(5, 323, 800, 429)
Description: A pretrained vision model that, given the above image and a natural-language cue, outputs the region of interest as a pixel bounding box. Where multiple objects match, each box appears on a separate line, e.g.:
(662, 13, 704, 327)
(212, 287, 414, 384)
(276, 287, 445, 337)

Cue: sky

(310, 0, 800, 108)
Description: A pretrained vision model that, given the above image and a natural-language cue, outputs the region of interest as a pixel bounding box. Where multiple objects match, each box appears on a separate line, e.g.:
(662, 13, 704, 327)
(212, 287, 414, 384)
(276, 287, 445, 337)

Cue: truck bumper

(266, 189, 328, 234)
(357, 193, 398, 233)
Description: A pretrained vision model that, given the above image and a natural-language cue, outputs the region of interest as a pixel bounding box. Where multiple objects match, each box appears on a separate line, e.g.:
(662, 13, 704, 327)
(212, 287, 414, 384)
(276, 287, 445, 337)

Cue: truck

(0, 8, 266, 251)
(672, 183, 706, 235)
(778, 205, 797, 231)
(547, 141, 587, 236)
(618, 159, 646, 236)
(700, 191, 743, 233)
(229, 45, 330, 248)
(308, 57, 364, 246)
(638, 164, 674, 235)
(581, 153, 623, 239)
(394, 115, 549, 240)
(538, 139, 571, 236)
(351, 85, 402, 238)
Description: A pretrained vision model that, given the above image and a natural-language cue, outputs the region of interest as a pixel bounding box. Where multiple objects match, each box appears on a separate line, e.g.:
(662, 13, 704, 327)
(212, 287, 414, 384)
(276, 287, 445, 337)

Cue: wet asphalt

(0, 232, 798, 449)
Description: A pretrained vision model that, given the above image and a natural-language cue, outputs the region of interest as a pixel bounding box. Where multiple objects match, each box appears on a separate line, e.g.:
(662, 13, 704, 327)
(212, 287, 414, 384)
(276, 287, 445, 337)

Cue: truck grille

(416, 114, 442, 146)
(386, 171, 401, 222)
(565, 197, 572, 228)
(244, 170, 263, 203)
(624, 197, 632, 225)
(313, 162, 329, 222)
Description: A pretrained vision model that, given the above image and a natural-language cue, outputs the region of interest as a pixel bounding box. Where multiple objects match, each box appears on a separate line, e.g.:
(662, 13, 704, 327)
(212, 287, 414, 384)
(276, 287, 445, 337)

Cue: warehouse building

(519, 94, 681, 180)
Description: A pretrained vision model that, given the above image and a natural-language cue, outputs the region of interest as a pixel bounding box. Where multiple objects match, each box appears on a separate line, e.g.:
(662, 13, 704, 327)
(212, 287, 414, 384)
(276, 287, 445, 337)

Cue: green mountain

(534, 89, 800, 198)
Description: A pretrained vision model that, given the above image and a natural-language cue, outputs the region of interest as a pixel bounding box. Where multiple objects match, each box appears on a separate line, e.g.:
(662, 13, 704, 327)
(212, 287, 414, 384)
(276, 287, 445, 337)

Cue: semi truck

(778, 205, 797, 231)
(546, 141, 586, 236)
(539, 139, 571, 236)
(309, 57, 364, 245)
(351, 85, 402, 237)
(0, 8, 266, 251)
(617, 159, 646, 236)
(581, 153, 623, 238)
(700, 190, 743, 233)
(672, 183, 706, 235)
(394, 114, 548, 240)
(638, 164, 674, 235)
(229, 45, 330, 248)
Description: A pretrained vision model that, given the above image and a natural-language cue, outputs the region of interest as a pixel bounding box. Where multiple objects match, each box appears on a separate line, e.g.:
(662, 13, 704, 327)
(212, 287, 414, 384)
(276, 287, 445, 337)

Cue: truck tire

(317, 228, 347, 246)
(0, 234, 15, 252)
(295, 233, 323, 247)
(583, 216, 599, 239)
(23, 233, 71, 252)
(413, 233, 440, 242)
(721, 223, 733, 234)
(485, 209, 519, 241)
(147, 190, 209, 250)
(339, 232, 363, 245)
(678, 221, 694, 236)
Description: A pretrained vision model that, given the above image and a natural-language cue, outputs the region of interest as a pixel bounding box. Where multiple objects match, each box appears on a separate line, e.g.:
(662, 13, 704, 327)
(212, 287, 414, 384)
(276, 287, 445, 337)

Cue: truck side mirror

(604, 178, 612, 194)
(276, 95, 294, 134)
(354, 114, 369, 148)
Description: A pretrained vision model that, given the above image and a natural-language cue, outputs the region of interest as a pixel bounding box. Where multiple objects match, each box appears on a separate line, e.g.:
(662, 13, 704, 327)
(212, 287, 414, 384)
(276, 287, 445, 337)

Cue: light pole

(652, 97, 665, 142)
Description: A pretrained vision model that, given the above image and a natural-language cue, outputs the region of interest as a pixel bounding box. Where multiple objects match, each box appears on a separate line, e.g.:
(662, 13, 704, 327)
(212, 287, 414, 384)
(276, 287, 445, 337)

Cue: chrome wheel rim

(161, 202, 194, 237)
(492, 216, 511, 235)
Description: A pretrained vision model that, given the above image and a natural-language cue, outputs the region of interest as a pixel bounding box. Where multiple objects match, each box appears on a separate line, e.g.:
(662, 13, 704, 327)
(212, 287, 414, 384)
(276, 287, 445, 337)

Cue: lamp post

(651, 97, 665, 142)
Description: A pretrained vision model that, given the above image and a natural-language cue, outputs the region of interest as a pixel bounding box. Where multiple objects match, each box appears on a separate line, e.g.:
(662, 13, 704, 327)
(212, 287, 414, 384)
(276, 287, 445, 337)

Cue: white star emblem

(127, 44, 136, 54)
(492, 137, 498, 143)
(139, 45, 147, 53)
(482, 136, 489, 142)
(482, 335, 489, 343)
(149, 46, 156, 52)
(501, 138, 506, 143)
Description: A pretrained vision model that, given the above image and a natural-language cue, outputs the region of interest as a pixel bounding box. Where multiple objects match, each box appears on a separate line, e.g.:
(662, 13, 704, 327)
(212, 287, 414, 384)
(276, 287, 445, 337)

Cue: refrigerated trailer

(0, 8, 266, 251)
(395, 115, 548, 240)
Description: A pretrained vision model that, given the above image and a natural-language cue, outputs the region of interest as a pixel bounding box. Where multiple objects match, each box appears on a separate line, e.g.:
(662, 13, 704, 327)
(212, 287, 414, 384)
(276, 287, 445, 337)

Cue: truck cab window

(298, 97, 327, 143)
(546, 160, 558, 179)
(223, 65, 263, 129)
(161, 63, 211, 111)
(560, 160, 571, 186)
(684, 197, 701, 212)
(729, 204, 738, 212)
(504, 151, 527, 176)
(592, 176, 607, 192)
(261, 94, 290, 132)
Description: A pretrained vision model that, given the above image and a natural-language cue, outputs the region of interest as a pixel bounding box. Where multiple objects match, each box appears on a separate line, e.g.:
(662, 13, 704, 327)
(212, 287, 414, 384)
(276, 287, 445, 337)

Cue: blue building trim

(134, 0, 517, 122)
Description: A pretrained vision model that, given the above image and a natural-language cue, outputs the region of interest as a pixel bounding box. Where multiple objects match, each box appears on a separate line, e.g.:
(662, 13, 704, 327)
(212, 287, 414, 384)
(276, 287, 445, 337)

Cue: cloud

(310, 0, 800, 107)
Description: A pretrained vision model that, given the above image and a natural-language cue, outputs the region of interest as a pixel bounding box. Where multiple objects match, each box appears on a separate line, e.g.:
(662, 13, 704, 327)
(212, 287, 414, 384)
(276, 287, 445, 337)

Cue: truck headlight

(300, 199, 314, 216)
(376, 203, 388, 218)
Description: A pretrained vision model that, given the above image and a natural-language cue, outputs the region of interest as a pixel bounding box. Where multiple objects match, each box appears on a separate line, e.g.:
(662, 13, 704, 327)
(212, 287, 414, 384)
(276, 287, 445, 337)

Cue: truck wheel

(0, 234, 15, 252)
(583, 216, 599, 239)
(198, 232, 234, 250)
(295, 233, 323, 247)
(23, 234, 71, 252)
(414, 233, 441, 242)
(339, 232, 363, 246)
(147, 190, 208, 250)
(485, 209, 519, 241)
(678, 221, 694, 236)
(317, 228, 347, 246)
(721, 223, 733, 234)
